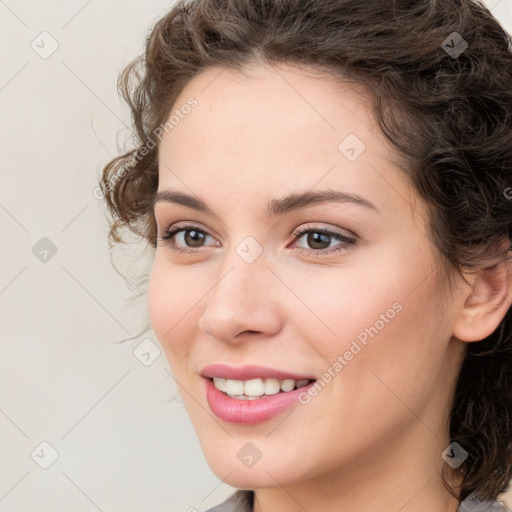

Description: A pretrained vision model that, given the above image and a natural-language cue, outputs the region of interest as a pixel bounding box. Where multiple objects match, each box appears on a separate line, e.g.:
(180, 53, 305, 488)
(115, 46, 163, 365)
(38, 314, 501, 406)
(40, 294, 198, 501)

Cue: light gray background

(1, 1, 511, 511)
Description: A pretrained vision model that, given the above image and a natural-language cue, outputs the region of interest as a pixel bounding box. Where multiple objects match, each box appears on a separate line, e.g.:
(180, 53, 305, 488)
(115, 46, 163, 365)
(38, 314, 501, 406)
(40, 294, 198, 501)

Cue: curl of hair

(99, 0, 512, 502)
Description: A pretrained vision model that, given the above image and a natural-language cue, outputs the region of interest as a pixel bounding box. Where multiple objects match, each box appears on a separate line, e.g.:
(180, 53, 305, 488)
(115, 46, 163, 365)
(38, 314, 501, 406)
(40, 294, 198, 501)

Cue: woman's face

(148, 63, 466, 491)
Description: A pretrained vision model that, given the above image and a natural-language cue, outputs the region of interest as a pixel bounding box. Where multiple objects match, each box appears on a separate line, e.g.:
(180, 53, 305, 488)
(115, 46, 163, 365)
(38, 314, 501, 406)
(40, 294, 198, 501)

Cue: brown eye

(181, 229, 207, 247)
(304, 232, 331, 250)
(291, 225, 356, 257)
(157, 224, 219, 253)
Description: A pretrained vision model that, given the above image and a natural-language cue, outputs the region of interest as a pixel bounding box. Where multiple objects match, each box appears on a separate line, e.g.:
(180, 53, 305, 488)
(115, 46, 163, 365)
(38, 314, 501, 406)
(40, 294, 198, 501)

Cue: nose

(198, 257, 283, 345)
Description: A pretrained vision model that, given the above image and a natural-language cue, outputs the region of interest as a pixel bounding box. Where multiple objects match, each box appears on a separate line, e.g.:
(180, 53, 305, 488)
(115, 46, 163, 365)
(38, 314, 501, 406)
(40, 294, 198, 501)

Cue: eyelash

(157, 222, 356, 257)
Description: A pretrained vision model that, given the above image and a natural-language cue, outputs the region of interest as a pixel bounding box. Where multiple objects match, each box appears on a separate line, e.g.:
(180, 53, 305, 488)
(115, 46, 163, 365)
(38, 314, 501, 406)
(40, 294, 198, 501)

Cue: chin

(209, 465, 290, 490)
(201, 443, 305, 489)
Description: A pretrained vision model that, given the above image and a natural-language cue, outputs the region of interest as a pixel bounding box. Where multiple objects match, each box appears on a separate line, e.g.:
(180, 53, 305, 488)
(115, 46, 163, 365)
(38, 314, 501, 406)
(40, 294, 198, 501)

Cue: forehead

(157, 63, 415, 219)
(161, 62, 375, 154)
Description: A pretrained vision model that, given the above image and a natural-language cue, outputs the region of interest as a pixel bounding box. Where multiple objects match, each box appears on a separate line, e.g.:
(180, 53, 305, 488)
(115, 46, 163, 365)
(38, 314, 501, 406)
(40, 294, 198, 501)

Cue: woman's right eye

(157, 224, 219, 253)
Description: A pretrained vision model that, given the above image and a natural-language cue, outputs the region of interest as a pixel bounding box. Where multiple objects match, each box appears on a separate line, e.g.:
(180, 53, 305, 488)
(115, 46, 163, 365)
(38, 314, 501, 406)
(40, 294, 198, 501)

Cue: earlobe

(452, 257, 512, 343)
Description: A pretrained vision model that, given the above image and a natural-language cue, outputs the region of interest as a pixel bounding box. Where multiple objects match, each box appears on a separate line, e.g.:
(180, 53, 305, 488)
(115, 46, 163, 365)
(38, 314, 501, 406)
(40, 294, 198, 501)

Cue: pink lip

(203, 377, 316, 424)
(200, 364, 315, 381)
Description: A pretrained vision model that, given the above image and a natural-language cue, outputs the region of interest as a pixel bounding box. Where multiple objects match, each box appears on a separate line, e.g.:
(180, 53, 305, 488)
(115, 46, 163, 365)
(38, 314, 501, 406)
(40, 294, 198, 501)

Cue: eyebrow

(151, 189, 379, 216)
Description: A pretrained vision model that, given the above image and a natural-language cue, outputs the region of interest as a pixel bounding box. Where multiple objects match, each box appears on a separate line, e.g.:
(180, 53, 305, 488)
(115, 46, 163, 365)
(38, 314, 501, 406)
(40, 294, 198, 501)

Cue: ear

(452, 255, 512, 343)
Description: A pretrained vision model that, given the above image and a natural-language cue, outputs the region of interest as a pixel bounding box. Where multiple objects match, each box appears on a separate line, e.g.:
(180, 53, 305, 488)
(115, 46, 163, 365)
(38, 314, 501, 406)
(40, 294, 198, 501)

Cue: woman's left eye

(157, 223, 356, 256)
(290, 224, 356, 256)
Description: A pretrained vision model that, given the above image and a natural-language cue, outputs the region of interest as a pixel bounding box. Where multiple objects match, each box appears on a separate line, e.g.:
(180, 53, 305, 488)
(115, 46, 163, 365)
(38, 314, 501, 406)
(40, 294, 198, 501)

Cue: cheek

(286, 246, 449, 392)
(316, 264, 449, 435)
(147, 258, 197, 364)
(278, 257, 412, 354)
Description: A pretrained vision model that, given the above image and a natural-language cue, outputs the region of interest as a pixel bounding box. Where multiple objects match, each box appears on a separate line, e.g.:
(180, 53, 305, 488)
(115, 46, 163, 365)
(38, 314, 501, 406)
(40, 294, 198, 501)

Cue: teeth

(212, 377, 312, 398)
(225, 379, 244, 396)
(264, 378, 281, 395)
(280, 379, 295, 392)
(244, 378, 265, 396)
(212, 377, 226, 392)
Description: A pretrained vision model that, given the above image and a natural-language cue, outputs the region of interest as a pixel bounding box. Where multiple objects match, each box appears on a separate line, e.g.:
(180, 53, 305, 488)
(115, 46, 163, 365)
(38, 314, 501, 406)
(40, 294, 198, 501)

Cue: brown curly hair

(99, 0, 512, 503)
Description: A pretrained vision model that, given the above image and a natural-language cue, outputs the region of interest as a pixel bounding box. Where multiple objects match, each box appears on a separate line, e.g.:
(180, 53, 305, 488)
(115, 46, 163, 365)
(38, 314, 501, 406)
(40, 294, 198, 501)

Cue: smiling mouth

(210, 377, 315, 400)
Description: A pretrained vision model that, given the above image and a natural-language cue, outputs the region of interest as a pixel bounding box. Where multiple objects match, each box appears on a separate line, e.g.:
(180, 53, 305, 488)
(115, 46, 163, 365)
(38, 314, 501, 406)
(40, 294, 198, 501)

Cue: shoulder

(205, 490, 254, 512)
(457, 494, 512, 512)
(204, 490, 511, 512)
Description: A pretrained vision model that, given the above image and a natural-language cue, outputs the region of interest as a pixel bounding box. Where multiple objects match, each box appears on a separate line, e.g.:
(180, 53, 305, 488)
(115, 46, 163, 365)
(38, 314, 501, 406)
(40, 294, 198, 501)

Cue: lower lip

(204, 378, 316, 424)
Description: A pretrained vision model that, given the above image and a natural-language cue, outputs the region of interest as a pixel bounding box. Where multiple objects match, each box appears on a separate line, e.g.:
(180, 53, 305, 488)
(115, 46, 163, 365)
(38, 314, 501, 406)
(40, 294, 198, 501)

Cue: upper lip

(200, 364, 316, 381)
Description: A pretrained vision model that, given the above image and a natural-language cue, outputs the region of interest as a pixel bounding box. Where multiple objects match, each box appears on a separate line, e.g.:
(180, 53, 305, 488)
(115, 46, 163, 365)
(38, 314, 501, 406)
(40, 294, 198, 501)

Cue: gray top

(206, 490, 512, 512)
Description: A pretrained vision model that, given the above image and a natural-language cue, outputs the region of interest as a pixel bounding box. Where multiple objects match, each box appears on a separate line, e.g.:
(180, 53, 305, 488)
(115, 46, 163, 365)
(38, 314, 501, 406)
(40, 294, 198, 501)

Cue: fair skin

(148, 62, 512, 512)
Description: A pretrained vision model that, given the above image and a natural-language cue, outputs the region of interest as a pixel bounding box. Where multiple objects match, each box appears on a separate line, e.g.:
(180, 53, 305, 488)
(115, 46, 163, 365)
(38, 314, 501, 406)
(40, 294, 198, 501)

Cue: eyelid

(290, 222, 356, 241)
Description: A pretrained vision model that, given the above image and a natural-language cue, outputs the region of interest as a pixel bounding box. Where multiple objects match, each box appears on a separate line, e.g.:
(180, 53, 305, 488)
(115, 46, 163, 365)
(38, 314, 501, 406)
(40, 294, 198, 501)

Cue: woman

(99, 0, 512, 510)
